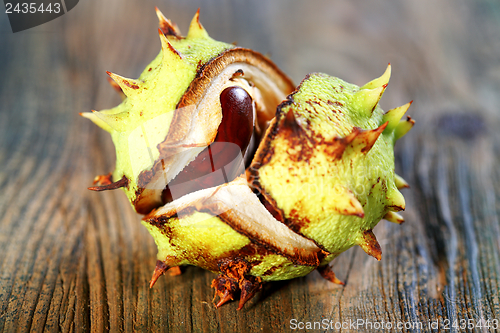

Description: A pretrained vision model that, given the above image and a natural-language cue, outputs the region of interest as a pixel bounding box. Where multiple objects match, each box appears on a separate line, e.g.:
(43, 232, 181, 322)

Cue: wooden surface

(1, 0, 500, 332)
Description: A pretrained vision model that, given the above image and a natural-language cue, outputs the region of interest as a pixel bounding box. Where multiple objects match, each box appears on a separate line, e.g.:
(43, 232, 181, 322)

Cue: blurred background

(1, 0, 500, 331)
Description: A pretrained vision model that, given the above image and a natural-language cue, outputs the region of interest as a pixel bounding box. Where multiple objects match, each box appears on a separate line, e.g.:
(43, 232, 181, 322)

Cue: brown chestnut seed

(162, 86, 254, 203)
(217, 86, 254, 151)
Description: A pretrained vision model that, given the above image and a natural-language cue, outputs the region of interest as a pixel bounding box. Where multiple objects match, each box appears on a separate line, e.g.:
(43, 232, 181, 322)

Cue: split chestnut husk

(83, 7, 414, 309)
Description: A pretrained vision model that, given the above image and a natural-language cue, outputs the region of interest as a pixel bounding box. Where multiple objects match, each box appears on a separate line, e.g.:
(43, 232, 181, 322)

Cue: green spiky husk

(144, 69, 413, 280)
(84, 8, 414, 309)
(103, 37, 234, 209)
(249, 73, 404, 262)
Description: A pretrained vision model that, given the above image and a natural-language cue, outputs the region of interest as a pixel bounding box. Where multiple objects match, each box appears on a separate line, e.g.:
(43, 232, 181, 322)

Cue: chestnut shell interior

(162, 86, 259, 203)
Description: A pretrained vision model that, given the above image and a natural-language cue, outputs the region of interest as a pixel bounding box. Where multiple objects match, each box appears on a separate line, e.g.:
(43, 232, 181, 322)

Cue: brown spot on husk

(286, 207, 311, 233)
(123, 81, 139, 89)
(263, 265, 280, 276)
(279, 110, 314, 163)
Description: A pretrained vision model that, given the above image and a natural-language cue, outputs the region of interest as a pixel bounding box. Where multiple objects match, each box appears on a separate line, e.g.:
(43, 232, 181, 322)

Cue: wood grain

(1, 0, 499, 332)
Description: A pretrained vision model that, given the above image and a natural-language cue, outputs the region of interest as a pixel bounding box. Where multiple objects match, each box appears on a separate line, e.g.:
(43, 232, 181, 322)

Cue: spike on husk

(215, 290, 235, 308)
(80, 111, 114, 133)
(358, 230, 382, 260)
(187, 9, 209, 39)
(212, 275, 238, 308)
(106, 71, 142, 97)
(353, 84, 387, 116)
(90, 109, 129, 133)
(349, 122, 388, 154)
(317, 265, 345, 285)
(106, 77, 126, 100)
(88, 175, 129, 191)
(149, 260, 171, 288)
(331, 186, 365, 217)
(394, 174, 409, 189)
(158, 29, 183, 62)
(155, 6, 181, 38)
(383, 101, 413, 132)
(384, 211, 405, 224)
(237, 277, 262, 310)
(386, 188, 406, 211)
(394, 116, 415, 140)
(361, 63, 391, 90)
